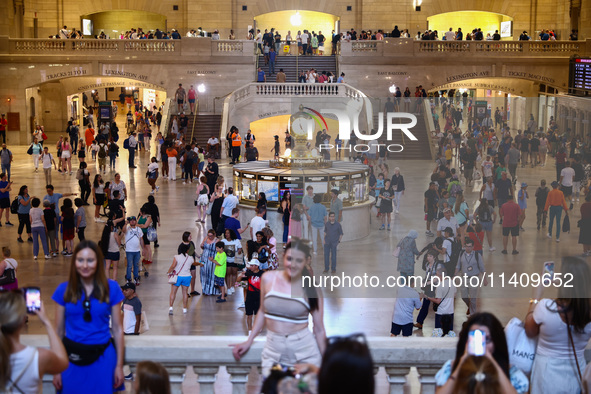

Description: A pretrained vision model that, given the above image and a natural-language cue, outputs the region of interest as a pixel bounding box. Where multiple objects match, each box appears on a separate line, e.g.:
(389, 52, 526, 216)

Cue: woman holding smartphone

(434, 312, 527, 394)
(51, 240, 125, 393)
(0, 291, 69, 393)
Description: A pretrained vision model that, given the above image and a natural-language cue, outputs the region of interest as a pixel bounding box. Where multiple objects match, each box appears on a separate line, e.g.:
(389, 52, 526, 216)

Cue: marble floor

(8, 128, 583, 343)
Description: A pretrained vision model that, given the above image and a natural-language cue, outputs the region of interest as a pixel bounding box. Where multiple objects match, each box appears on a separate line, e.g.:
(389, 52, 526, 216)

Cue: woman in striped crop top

(232, 238, 326, 376)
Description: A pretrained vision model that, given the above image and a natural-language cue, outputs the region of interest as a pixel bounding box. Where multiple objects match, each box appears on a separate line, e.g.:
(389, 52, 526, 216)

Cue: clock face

(291, 117, 311, 138)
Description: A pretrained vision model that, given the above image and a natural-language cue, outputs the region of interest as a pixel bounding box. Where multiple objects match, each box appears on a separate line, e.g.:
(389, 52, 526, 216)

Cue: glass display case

(233, 162, 369, 208)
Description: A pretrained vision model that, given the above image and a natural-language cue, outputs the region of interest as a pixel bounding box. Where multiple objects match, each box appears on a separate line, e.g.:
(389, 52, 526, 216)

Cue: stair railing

(159, 98, 174, 138)
(189, 113, 197, 143)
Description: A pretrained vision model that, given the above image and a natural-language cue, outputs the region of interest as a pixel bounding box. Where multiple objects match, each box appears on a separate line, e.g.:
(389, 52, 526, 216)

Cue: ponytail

(0, 292, 27, 388)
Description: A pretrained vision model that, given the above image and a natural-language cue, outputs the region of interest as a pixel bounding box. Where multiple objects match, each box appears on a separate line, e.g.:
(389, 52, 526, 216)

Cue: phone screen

(467, 329, 486, 356)
(25, 287, 41, 314)
(543, 261, 555, 285)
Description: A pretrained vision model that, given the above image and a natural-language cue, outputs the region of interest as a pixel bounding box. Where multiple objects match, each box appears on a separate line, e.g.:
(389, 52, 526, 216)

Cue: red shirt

(468, 231, 485, 251)
(500, 201, 521, 228)
(555, 151, 566, 165)
(0, 118, 6, 131)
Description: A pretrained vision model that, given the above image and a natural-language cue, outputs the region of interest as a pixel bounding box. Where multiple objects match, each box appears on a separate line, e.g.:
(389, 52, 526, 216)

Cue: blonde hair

(0, 292, 27, 388)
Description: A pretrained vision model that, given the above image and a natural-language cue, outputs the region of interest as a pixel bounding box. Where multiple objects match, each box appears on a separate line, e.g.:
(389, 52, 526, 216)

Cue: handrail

(424, 99, 438, 161)
(213, 91, 233, 114)
(159, 98, 174, 138)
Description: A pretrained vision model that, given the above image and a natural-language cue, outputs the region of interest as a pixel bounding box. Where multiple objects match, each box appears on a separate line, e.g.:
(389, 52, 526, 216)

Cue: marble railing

(3, 36, 588, 59)
(231, 82, 366, 105)
(341, 39, 590, 57)
(23, 335, 458, 394)
(1, 37, 255, 57)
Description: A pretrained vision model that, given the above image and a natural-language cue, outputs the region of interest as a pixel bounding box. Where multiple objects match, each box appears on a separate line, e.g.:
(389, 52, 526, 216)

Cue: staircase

(257, 55, 337, 82)
(372, 112, 433, 160)
(169, 114, 222, 147)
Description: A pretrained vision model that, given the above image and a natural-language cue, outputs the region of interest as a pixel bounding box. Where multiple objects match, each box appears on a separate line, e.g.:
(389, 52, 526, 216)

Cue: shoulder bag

(168, 255, 190, 284)
(565, 308, 588, 394)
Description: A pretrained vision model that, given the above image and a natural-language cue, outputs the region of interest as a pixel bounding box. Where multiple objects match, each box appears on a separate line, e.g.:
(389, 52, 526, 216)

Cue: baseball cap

(521, 182, 528, 188)
(551, 181, 559, 188)
(121, 282, 136, 291)
(443, 208, 451, 213)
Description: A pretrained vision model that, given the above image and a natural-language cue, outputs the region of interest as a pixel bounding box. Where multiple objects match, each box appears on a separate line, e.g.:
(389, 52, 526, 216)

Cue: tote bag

(505, 317, 537, 375)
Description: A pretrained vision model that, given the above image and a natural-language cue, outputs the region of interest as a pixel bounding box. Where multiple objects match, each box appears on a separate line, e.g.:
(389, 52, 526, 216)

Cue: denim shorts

(105, 251, 120, 261)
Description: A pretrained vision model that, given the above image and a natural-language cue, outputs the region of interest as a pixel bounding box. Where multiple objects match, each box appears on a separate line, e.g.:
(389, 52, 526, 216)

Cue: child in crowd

(390, 279, 421, 337)
(91, 139, 100, 161)
(43, 199, 58, 256)
(211, 241, 227, 303)
(238, 257, 263, 334)
(134, 361, 171, 394)
(518, 182, 528, 231)
(375, 173, 385, 217)
(535, 179, 549, 230)
(438, 190, 450, 220)
(121, 282, 143, 335)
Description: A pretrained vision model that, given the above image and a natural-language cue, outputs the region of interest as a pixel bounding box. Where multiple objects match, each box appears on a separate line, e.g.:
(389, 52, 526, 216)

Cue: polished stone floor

(9, 125, 583, 344)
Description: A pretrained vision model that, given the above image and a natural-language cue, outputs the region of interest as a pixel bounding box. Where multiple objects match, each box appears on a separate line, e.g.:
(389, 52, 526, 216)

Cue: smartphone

(543, 261, 555, 285)
(24, 287, 41, 314)
(467, 329, 486, 356)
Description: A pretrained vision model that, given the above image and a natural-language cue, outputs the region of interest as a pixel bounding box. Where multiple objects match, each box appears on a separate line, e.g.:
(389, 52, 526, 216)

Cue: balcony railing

(2, 36, 588, 59)
(22, 334, 591, 393)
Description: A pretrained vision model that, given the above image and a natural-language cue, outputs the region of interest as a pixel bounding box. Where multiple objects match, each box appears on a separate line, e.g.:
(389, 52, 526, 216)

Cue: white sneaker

(96, 218, 106, 223)
(150, 190, 154, 194)
(169, 307, 173, 315)
(183, 308, 188, 314)
(45, 254, 51, 259)
(33, 255, 38, 260)
(156, 186, 160, 192)
(395, 210, 400, 214)
(248, 330, 252, 337)
(577, 198, 580, 202)
(489, 246, 496, 251)
(547, 233, 552, 239)
(182, 182, 187, 185)
(556, 238, 560, 243)
(238, 303, 245, 309)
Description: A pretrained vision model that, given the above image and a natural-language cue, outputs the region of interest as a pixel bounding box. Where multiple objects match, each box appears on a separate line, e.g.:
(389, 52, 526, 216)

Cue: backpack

(479, 206, 492, 222)
(98, 144, 107, 158)
(10, 197, 19, 214)
(449, 182, 463, 198)
(444, 238, 463, 275)
(110, 143, 119, 153)
(123, 138, 130, 149)
(76, 168, 84, 180)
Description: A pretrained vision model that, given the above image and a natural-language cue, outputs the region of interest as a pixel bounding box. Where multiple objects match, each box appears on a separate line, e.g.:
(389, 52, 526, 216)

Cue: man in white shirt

(444, 28, 455, 41)
(207, 136, 220, 158)
(122, 216, 144, 285)
(121, 282, 142, 335)
(40, 147, 57, 185)
(250, 207, 266, 239)
(559, 160, 576, 206)
(220, 187, 239, 227)
(301, 31, 309, 55)
(128, 132, 138, 169)
(481, 155, 494, 179)
(59, 26, 70, 39)
(436, 208, 459, 237)
(428, 270, 456, 336)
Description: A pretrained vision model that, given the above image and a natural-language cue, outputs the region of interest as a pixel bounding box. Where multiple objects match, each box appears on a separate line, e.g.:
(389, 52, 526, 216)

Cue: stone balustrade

(21, 335, 456, 394)
(2, 36, 588, 59)
(0, 37, 254, 58)
(20, 334, 591, 393)
(231, 83, 366, 103)
(342, 38, 591, 57)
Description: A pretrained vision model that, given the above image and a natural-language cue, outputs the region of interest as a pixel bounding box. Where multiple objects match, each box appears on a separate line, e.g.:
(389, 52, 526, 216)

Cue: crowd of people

(3, 88, 591, 393)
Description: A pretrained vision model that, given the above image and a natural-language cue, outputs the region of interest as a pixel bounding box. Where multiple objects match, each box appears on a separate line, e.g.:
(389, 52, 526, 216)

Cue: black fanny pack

(63, 337, 112, 366)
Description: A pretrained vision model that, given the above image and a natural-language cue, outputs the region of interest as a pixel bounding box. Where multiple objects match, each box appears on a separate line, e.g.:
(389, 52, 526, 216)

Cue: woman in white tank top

(0, 291, 68, 393)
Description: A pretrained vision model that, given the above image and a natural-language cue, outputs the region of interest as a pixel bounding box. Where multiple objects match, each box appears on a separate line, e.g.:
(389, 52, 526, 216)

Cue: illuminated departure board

(571, 58, 591, 92)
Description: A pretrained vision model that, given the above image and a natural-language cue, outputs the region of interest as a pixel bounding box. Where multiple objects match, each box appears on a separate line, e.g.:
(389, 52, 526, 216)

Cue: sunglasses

(83, 298, 92, 322)
(327, 332, 367, 346)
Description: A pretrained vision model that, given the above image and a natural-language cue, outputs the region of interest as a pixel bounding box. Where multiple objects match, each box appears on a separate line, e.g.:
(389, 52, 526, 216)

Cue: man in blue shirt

(220, 187, 239, 230)
(257, 67, 266, 83)
(224, 207, 249, 240)
(268, 46, 277, 75)
(309, 193, 327, 254)
(0, 172, 13, 226)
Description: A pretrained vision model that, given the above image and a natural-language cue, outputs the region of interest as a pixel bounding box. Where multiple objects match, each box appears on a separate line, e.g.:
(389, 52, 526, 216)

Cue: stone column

(417, 365, 441, 394)
(385, 366, 410, 394)
(193, 366, 219, 394)
(163, 365, 188, 394)
(227, 365, 252, 394)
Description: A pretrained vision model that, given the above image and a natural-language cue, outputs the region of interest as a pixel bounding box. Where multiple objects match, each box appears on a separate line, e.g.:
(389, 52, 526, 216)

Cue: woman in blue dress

(200, 229, 220, 295)
(52, 240, 125, 393)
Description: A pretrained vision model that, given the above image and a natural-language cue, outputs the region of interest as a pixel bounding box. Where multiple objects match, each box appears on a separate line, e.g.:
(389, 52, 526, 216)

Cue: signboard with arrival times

(570, 58, 591, 92)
